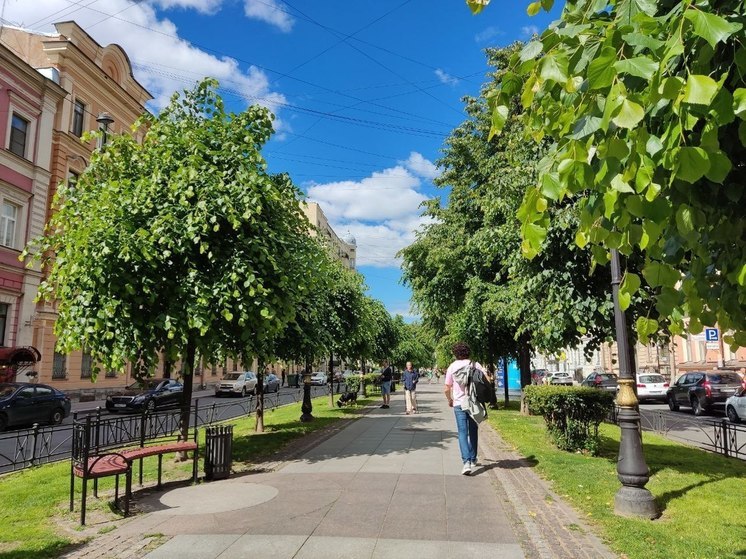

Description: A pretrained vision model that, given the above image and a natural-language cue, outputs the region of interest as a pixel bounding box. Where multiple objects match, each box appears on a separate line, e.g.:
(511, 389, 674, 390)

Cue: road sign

(705, 328, 719, 342)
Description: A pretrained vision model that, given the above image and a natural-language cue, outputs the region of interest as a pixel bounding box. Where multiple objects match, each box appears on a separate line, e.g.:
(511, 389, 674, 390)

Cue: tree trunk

(163, 358, 172, 379)
(255, 358, 265, 433)
(177, 336, 196, 460)
(503, 356, 510, 406)
(329, 351, 335, 407)
(518, 334, 532, 415)
(487, 332, 498, 409)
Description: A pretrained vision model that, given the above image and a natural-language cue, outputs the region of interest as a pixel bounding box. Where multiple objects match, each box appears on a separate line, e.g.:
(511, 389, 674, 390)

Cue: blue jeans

(454, 405, 478, 464)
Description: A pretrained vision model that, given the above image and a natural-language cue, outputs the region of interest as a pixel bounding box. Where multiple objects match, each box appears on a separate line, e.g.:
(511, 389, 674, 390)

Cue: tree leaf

(675, 205, 695, 236)
(489, 105, 509, 138)
(611, 174, 635, 193)
(614, 56, 658, 80)
(675, 147, 710, 183)
(539, 52, 569, 83)
(704, 150, 732, 183)
(636, 316, 659, 340)
(619, 272, 641, 311)
(682, 74, 719, 105)
(734, 88, 746, 119)
(587, 47, 617, 90)
(643, 261, 680, 288)
(612, 99, 645, 129)
(520, 40, 544, 62)
(527, 1, 541, 16)
(466, 0, 491, 15)
(684, 9, 743, 49)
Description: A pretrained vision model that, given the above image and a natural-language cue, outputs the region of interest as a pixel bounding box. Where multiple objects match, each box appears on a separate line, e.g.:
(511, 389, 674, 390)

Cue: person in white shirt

(444, 342, 491, 475)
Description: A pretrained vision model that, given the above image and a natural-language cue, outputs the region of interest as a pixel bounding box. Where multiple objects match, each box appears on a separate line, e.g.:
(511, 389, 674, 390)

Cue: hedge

(523, 385, 615, 455)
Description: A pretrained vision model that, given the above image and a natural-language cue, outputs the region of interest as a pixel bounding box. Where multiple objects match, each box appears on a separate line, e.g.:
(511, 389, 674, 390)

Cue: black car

(106, 378, 184, 413)
(581, 372, 619, 392)
(0, 382, 71, 430)
(666, 371, 744, 416)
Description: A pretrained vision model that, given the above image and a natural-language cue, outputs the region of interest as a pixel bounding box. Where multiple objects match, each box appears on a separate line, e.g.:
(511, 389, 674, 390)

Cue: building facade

(0, 43, 66, 381)
(1, 22, 152, 391)
(301, 202, 356, 270)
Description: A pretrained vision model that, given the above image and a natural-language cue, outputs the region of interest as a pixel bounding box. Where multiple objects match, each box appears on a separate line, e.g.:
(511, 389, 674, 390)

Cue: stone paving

(62, 384, 617, 559)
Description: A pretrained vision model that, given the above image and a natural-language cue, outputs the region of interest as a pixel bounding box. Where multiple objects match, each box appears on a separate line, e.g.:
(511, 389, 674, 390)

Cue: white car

(309, 372, 327, 386)
(215, 371, 257, 397)
(636, 373, 669, 402)
(725, 387, 746, 423)
(547, 372, 573, 386)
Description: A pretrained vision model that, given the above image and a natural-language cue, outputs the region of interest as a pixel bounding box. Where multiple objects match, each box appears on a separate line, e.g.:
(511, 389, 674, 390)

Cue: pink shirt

(445, 359, 486, 407)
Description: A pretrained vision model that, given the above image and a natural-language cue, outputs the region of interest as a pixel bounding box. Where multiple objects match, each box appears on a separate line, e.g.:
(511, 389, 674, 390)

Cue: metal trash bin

(287, 373, 299, 388)
(204, 425, 233, 481)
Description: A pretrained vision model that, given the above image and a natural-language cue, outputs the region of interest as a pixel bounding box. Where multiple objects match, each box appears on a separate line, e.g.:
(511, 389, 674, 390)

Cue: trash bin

(204, 425, 233, 481)
(287, 373, 299, 388)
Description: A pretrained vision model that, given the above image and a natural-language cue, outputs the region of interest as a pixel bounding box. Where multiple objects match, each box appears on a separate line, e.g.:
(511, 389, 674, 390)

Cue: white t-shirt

(445, 359, 486, 407)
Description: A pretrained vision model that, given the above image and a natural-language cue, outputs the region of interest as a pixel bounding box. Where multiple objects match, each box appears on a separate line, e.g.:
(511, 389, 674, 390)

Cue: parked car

(106, 378, 183, 413)
(581, 372, 619, 392)
(726, 387, 746, 423)
(215, 371, 257, 397)
(263, 373, 281, 393)
(0, 382, 71, 430)
(667, 371, 745, 416)
(310, 372, 327, 386)
(636, 373, 669, 402)
(547, 372, 573, 386)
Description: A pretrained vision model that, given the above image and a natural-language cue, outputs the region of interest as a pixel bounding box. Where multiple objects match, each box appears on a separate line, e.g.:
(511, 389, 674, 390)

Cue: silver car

(726, 387, 746, 423)
(547, 372, 573, 386)
(215, 371, 257, 397)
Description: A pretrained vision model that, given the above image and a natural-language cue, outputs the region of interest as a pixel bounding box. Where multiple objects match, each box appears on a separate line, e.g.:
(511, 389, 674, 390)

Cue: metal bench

(71, 410, 198, 525)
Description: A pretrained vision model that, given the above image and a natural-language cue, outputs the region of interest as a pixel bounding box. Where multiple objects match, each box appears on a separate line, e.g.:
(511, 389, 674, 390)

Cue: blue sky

(5, 0, 558, 320)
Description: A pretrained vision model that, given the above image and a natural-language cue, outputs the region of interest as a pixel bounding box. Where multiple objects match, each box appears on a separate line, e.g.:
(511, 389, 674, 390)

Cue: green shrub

(523, 385, 614, 455)
(362, 373, 381, 396)
(345, 375, 361, 394)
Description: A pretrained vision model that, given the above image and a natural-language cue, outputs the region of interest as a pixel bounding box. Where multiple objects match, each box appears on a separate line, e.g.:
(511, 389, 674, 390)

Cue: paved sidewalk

(64, 384, 617, 559)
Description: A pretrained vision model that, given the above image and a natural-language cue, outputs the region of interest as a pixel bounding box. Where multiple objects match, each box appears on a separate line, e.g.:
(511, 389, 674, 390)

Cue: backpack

(465, 363, 492, 405)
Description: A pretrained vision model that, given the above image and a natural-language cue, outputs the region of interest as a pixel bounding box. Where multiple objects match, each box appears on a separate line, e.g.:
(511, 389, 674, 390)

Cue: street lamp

(300, 359, 314, 422)
(96, 112, 114, 149)
(610, 248, 658, 519)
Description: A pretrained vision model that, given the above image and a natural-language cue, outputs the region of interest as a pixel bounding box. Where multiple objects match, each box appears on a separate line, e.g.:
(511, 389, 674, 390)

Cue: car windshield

(0, 384, 17, 397)
(708, 373, 742, 384)
(223, 373, 242, 381)
(600, 374, 617, 381)
(639, 375, 664, 383)
(127, 380, 161, 390)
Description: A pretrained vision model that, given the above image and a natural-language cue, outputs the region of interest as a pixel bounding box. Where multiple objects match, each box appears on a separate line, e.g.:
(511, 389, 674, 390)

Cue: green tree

(28, 79, 318, 438)
(481, 0, 746, 344)
(389, 317, 435, 370)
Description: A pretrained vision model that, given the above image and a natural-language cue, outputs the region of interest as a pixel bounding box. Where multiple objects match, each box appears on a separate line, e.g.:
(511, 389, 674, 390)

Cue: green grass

(489, 403, 746, 559)
(0, 396, 370, 559)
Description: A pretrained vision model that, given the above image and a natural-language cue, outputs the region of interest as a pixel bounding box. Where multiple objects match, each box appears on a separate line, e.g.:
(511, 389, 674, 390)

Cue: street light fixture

(610, 248, 659, 519)
(300, 359, 314, 422)
(96, 112, 114, 149)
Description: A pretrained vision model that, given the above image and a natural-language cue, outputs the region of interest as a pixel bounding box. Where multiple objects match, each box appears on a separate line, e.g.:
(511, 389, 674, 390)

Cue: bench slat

(122, 442, 198, 461)
(74, 454, 129, 478)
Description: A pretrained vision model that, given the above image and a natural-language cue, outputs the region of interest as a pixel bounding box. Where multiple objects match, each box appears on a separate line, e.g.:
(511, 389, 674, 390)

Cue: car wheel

(691, 395, 704, 416)
(50, 408, 64, 425)
(668, 395, 679, 411)
(241, 387, 247, 397)
(146, 399, 157, 413)
(727, 406, 740, 424)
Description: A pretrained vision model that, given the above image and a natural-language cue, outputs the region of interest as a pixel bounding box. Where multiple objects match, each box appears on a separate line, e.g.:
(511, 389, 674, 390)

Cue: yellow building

(301, 202, 356, 270)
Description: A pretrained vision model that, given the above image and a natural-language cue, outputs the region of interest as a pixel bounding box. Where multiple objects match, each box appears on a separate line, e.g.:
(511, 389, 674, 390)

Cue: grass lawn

(490, 403, 746, 559)
(0, 396, 370, 559)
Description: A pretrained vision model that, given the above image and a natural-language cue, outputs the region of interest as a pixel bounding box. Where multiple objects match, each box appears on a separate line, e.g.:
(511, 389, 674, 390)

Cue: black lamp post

(300, 359, 313, 422)
(610, 248, 658, 519)
(96, 112, 114, 149)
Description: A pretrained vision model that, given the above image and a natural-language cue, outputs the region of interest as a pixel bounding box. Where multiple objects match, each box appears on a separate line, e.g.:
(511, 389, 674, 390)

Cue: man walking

(403, 361, 419, 414)
(380, 360, 393, 409)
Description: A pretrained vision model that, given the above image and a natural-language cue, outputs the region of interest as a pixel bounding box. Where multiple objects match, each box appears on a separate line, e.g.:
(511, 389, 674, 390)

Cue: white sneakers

(461, 463, 472, 475)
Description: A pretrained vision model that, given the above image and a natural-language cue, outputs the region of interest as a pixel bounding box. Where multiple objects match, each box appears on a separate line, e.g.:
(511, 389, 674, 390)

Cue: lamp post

(300, 358, 313, 422)
(610, 248, 658, 519)
(96, 112, 114, 149)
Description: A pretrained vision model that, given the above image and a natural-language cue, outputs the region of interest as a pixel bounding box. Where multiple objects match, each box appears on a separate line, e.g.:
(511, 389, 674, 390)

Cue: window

(81, 350, 92, 378)
(18, 387, 35, 399)
(72, 100, 86, 137)
(68, 171, 79, 187)
(9, 114, 28, 158)
(52, 351, 67, 379)
(0, 202, 18, 248)
(0, 304, 7, 347)
(36, 386, 53, 397)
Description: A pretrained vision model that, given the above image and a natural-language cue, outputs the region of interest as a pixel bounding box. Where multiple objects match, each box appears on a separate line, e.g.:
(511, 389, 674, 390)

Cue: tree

(481, 1, 746, 345)
(389, 317, 435, 370)
(28, 79, 318, 439)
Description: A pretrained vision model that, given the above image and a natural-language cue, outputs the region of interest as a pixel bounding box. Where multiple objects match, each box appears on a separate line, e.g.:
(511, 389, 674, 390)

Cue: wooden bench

(71, 411, 198, 525)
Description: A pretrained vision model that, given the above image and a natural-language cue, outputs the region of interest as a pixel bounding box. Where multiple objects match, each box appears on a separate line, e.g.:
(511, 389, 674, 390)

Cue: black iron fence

(0, 383, 335, 474)
(607, 406, 746, 460)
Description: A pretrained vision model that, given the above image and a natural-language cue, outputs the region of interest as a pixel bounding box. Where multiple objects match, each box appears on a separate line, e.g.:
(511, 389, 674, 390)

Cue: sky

(2, 0, 559, 321)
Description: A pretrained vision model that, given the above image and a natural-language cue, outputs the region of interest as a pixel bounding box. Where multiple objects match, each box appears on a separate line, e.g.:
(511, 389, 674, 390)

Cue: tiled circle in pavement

(155, 482, 279, 515)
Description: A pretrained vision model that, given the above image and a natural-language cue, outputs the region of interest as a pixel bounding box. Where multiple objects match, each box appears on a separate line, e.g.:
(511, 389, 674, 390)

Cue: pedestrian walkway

(64, 384, 616, 559)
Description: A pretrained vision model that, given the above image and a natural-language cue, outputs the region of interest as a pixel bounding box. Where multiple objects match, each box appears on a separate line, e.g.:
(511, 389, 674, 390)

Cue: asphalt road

(0, 382, 343, 474)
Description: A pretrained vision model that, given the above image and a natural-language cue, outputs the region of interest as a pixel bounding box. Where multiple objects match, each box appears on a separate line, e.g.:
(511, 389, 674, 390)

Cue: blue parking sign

(705, 328, 719, 342)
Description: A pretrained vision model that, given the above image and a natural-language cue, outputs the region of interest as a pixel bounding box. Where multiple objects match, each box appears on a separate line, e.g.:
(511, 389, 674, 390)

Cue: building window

(52, 351, 67, 379)
(68, 171, 79, 187)
(0, 304, 8, 347)
(0, 202, 18, 249)
(9, 114, 29, 158)
(81, 350, 92, 378)
(72, 100, 86, 137)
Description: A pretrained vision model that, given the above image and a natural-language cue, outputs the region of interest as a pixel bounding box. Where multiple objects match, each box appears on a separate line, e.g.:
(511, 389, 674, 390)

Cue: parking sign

(705, 328, 719, 342)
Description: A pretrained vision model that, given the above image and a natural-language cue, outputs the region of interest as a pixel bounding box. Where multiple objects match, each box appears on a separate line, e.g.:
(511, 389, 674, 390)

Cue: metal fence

(0, 383, 335, 474)
(607, 406, 746, 460)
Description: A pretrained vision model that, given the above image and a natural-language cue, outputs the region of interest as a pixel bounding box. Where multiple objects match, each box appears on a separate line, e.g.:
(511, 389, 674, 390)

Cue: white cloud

(434, 68, 459, 87)
(149, 0, 223, 14)
(2, 0, 288, 113)
(305, 158, 437, 267)
(402, 152, 439, 180)
(474, 25, 503, 43)
(243, 0, 294, 32)
(522, 25, 539, 37)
